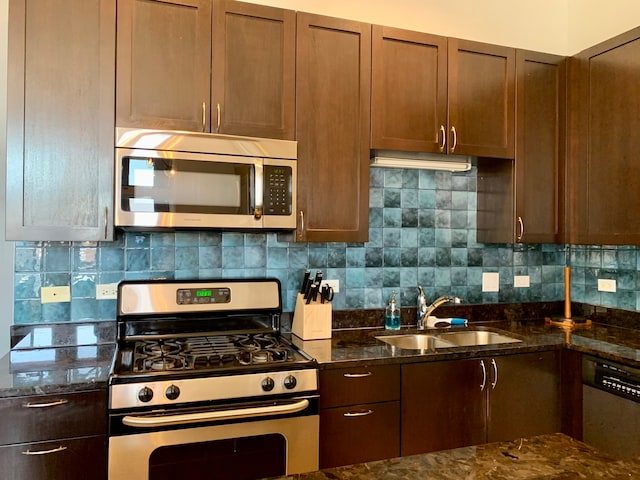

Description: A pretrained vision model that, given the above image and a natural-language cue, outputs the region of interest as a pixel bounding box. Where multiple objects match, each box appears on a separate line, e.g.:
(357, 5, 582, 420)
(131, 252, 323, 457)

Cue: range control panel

(584, 356, 640, 403)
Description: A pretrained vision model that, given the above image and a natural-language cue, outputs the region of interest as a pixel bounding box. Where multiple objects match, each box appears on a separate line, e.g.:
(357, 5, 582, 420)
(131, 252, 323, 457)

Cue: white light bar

(371, 152, 472, 172)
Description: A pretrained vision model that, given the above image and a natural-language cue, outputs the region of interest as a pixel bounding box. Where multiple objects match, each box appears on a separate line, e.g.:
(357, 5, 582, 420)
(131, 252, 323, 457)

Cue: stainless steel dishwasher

(582, 355, 640, 458)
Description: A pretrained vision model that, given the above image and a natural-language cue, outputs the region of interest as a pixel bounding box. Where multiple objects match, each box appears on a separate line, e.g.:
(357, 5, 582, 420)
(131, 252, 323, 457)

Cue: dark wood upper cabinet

(116, 0, 212, 132)
(371, 26, 447, 153)
(448, 39, 516, 158)
(212, 0, 295, 139)
(477, 50, 566, 244)
(567, 26, 640, 245)
(295, 13, 371, 242)
(116, 0, 295, 139)
(6, 0, 115, 241)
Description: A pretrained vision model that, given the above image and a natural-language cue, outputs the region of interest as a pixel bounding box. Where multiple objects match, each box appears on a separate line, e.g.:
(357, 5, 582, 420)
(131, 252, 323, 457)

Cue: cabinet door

(6, 0, 115, 241)
(567, 27, 640, 245)
(320, 400, 400, 469)
(371, 26, 447, 153)
(401, 360, 486, 456)
(212, 0, 295, 139)
(477, 50, 565, 244)
(487, 351, 561, 443)
(319, 364, 400, 408)
(116, 0, 211, 131)
(448, 39, 515, 158)
(295, 13, 371, 242)
(0, 435, 106, 480)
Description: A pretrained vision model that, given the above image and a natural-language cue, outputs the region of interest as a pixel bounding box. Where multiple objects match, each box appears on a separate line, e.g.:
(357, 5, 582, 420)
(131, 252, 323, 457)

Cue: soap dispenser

(385, 291, 400, 330)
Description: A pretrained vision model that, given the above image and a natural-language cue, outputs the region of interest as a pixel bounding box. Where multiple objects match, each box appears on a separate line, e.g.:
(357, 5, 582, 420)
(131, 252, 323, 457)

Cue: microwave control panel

(264, 165, 292, 215)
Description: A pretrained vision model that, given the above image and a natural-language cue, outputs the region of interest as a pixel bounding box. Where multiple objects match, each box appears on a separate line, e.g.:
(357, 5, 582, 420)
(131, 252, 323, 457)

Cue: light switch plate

(597, 279, 617, 293)
(514, 275, 530, 288)
(482, 272, 500, 292)
(41, 286, 71, 303)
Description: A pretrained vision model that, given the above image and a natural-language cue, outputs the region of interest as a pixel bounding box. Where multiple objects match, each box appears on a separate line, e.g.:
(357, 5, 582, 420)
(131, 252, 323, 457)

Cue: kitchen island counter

(272, 433, 640, 479)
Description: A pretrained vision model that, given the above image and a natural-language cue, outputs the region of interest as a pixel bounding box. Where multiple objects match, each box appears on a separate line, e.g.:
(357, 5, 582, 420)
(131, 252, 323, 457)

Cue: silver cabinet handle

(451, 125, 457, 153)
(298, 210, 305, 238)
(202, 102, 206, 132)
(23, 399, 69, 408)
(491, 358, 498, 389)
(344, 409, 373, 417)
(216, 103, 221, 133)
(438, 125, 446, 152)
(516, 216, 524, 242)
(480, 360, 487, 391)
(343, 372, 372, 378)
(22, 446, 67, 456)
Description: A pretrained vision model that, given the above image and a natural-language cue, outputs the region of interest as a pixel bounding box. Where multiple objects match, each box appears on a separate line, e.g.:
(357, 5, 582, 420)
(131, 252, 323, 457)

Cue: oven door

(108, 396, 319, 480)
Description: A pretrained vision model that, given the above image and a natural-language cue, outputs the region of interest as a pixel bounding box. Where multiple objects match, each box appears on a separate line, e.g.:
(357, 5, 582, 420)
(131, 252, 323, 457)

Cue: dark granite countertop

(0, 321, 115, 398)
(272, 433, 640, 479)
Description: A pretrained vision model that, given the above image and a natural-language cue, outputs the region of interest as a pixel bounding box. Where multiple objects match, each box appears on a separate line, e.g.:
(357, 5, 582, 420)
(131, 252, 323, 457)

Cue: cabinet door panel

(295, 13, 371, 242)
(448, 39, 515, 158)
(371, 26, 447, 153)
(0, 435, 106, 480)
(487, 351, 561, 442)
(116, 0, 211, 131)
(319, 364, 400, 409)
(401, 360, 485, 456)
(0, 390, 106, 445)
(212, 0, 295, 139)
(320, 401, 400, 469)
(6, 0, 115, 241)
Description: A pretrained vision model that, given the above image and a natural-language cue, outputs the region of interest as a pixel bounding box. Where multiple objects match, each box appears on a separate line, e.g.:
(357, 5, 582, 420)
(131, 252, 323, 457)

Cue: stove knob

(138, 386, 154, 403)
(165, 384, 180, 401)
(283, 375, 297, 390)
(261, 377, 275, 392)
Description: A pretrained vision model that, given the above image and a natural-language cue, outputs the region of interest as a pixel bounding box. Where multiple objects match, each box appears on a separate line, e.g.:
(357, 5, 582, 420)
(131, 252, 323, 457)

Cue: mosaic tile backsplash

(12, 166, 640, 325)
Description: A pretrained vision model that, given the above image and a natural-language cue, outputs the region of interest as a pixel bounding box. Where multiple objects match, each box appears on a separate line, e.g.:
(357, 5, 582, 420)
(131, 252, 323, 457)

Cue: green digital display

(196, 289, 212, 297)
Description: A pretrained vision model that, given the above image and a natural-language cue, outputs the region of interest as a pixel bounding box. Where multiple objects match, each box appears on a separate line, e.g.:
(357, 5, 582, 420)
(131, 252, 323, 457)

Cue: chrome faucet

(417, 294, 462, 330)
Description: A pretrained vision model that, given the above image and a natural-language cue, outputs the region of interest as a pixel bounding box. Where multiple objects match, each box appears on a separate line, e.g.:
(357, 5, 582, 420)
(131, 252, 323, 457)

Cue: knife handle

(300, 270, 311, 294)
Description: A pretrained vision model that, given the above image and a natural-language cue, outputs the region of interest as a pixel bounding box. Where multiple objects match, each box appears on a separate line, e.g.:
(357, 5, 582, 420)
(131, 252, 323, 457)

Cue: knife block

(291, 293, 332, 340)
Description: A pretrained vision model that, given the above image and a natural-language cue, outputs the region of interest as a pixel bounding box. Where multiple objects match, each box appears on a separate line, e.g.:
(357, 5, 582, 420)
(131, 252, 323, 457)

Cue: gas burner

(143, 340, 182, 356)
(144, 354, 187, 372)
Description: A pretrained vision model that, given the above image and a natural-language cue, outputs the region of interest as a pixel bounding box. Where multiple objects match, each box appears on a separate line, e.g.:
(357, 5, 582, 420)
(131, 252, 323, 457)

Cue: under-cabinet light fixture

(370, 151, 472, 172)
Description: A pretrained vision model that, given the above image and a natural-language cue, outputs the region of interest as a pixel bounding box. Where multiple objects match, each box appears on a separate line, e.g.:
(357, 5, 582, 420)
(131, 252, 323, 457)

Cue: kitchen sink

(437, 330, 523, 347)
(375, 334, 456, 351)
(376, 329, 523, 352)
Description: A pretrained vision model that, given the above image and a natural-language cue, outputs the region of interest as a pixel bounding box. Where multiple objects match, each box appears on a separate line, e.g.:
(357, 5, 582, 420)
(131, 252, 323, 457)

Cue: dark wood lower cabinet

(401, 351, 561, 456)
(0, 435, 106, 480)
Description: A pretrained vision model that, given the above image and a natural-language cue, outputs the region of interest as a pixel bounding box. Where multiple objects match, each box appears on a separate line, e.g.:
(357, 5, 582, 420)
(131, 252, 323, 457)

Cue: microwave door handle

(254, 162, 263, 220)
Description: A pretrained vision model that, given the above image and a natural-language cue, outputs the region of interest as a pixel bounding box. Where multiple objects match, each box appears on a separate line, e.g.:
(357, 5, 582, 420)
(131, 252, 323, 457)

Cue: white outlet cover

(322, 279, 339, 293)
(482, 272, 500, 292)
(597, 279, 617, 293)
(514, 275, 530, 288)
(96, 283, 118, 300)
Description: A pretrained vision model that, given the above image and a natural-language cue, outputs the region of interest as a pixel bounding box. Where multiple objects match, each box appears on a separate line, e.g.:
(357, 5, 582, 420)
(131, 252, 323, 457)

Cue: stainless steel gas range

(107, 278, 319, 480)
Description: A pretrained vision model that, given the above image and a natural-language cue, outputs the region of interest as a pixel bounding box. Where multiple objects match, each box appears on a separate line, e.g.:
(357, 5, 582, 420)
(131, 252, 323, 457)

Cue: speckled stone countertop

(0, 321, 115, 398)
(272, 433, 640, 479)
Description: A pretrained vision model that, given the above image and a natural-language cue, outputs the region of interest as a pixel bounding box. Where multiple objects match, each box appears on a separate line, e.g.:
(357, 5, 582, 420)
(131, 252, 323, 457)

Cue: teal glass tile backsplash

(12, 166, 639, 325)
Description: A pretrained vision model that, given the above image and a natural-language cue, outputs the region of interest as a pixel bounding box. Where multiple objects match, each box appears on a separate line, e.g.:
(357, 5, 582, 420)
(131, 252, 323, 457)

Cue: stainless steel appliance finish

(108, 278, 319, 480)
(582, 355, 640, 458)
(114, 127, 297, 231)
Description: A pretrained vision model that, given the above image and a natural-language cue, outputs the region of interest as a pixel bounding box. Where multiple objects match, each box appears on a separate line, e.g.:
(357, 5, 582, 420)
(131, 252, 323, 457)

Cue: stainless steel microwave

(114, 128, 297, 231)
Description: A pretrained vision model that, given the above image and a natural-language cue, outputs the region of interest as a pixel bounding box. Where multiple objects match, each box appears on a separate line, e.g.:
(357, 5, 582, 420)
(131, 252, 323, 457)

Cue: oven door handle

(121, 399, 310, 428)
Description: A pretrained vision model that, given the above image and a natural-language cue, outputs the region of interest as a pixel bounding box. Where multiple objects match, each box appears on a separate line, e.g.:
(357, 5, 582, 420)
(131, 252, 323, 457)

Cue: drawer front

(320, 400, 400, 469)
(320, 364, 400, 408)
(0, 390, 107, 444)
(0, 434, 106, 480)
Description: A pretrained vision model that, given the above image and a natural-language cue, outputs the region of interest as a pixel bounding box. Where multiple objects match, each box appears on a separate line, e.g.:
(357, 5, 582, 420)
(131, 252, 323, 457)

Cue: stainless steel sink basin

(438, 330, 522, 347)
(375, 334, 456, 351)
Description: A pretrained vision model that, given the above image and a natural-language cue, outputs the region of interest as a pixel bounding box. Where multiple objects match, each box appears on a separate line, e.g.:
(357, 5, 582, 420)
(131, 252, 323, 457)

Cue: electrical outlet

(41, 286, 71, 303)
(482, 272, 500, 292)
(514, 275, 530, 288)
(322, 279, 339, 293)
(597, 279, 617, 293)
(96, 283, 118, 300)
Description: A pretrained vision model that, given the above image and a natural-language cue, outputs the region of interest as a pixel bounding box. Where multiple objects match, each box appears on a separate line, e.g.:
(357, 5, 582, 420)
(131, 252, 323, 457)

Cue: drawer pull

(23, 399, 69, 408)
(21, 446, 67, 456)
(344, 409, 373, 417)
(343, 372, 372, 378)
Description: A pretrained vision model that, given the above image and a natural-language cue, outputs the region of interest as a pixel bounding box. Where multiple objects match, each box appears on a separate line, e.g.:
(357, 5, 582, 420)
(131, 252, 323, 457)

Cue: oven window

(148, 433, 286, 480)
(121, 156, 254, 214)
